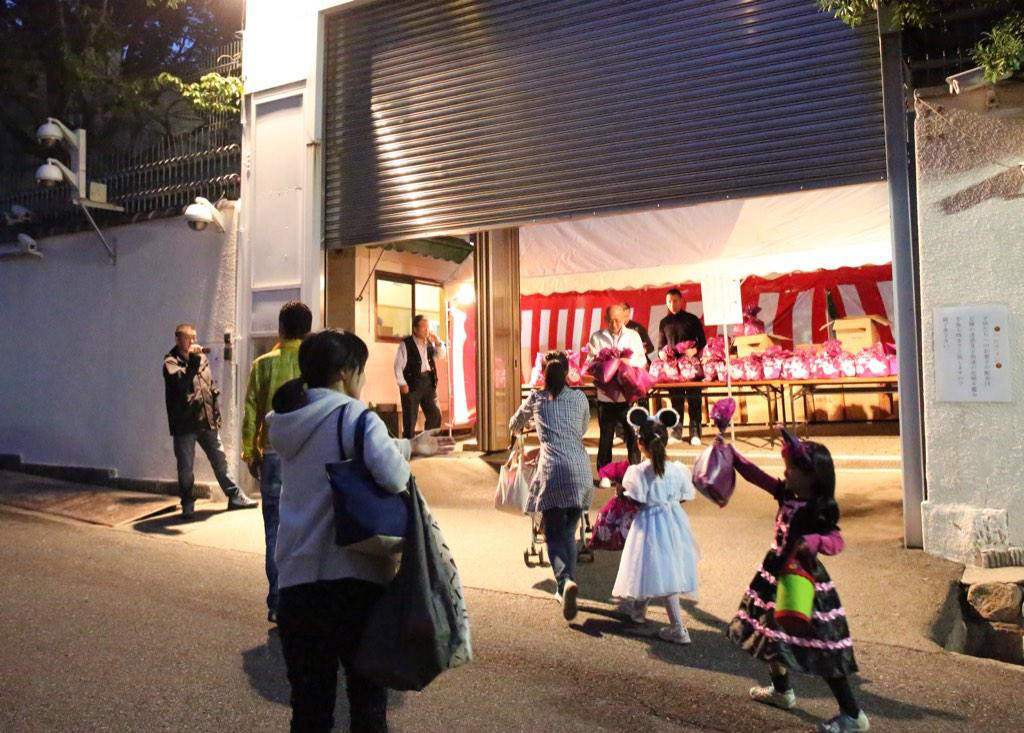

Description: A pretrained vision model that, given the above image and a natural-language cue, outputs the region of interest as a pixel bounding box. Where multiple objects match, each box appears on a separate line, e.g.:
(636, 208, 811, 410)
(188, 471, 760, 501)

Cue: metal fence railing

(194, 39, 243, 79)
(0, 121, 240, 231)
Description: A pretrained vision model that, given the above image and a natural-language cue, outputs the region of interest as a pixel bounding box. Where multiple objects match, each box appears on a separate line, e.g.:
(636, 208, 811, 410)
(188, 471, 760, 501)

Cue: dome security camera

(183, 197, 226, 233)
(35, 161, 65, 188)
(36, 120, 64, 148)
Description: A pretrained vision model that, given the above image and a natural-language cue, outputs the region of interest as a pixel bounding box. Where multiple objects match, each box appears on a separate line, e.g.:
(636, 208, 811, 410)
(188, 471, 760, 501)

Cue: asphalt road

(2, 506, 1022, 733)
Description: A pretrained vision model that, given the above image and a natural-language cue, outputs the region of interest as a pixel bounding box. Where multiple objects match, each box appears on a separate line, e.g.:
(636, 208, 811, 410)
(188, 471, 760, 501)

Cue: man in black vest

(394, 314, 446, 439)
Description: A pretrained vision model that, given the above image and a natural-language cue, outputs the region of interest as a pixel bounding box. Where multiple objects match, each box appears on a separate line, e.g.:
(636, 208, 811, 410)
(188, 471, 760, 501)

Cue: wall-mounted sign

(933, 304, 1010, 402)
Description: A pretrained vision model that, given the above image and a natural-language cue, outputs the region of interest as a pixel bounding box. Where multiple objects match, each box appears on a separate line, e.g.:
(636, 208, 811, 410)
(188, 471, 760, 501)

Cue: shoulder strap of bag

(335, 402, 350, 461)
(353, 408, 371, 465)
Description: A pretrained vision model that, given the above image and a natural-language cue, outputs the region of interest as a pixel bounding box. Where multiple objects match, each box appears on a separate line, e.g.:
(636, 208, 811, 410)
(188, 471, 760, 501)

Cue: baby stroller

(511, 427, 595, 568)
(523, 484, 596, 568)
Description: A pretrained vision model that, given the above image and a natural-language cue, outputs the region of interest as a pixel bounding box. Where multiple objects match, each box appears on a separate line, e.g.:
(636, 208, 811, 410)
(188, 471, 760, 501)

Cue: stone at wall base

(965, 621, 1024, 665)
(967, 582, 1024, 623)
(922, 501, 1010, 563)
(978, 547, 1024, 568)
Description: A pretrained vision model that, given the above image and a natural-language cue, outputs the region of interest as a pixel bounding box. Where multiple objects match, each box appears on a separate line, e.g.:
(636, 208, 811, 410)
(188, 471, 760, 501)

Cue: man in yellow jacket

(242, 301, 312, 623)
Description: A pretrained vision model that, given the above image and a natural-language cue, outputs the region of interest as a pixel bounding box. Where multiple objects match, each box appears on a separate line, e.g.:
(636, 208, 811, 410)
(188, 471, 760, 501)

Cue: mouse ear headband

(627, 406, 680, 431)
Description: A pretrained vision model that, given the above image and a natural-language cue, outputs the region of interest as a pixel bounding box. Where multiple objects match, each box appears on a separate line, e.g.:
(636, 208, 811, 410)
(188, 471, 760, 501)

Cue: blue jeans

(542, 507, 583, 594)
(260, 453, 282, 612)
(172, 429, 240, 506)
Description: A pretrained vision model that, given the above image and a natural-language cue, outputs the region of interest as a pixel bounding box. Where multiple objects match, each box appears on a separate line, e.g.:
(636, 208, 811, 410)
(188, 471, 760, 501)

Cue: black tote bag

(353, 477, 472, 691)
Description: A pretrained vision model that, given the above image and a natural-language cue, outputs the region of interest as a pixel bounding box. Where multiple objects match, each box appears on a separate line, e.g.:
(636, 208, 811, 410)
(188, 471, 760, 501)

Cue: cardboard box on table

(819, 315, 893, 421)
(733, 333, 792, 357)
(820, 315, 890, 353)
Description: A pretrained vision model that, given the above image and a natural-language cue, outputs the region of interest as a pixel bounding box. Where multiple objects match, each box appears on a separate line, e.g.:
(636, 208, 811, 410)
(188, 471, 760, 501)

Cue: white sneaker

(749, 685, 797, 710)
(562, 580, 578, 621)
(657, 625, 691, 645)
(817, 712, 870, 732)
(598, 477, 612, 489)
(689, 435, 703, 447)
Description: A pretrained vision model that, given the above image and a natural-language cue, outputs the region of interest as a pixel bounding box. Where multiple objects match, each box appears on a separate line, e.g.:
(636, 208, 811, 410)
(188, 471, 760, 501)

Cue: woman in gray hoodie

(268, 329, 453, 733)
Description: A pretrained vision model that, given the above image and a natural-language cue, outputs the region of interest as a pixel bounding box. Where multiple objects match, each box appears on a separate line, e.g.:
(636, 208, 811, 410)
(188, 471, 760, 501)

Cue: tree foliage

(0, 0, 240, 163)
(157, 72, 243, 117)
(817, 1, 1024, 84)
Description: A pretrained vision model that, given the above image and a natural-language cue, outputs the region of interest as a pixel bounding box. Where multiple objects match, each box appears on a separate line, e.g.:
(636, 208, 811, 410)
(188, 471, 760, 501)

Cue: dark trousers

(278, 578, 388, 733)
(669, 388, 703, 437)
(400, 375, 442, 439)
(260, 453, 282, 612)
(171, 428, 240, 506)
(543, 507, 583, 594)
(597, 401, 639, 470)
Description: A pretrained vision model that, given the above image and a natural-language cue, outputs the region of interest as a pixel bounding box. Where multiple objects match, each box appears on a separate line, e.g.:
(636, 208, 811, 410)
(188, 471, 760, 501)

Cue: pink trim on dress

(735, 610, 853, 650)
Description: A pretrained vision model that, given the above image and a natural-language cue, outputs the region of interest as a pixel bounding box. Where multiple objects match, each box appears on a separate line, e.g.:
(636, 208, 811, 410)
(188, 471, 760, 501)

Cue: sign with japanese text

(933, 305, 1010, 402)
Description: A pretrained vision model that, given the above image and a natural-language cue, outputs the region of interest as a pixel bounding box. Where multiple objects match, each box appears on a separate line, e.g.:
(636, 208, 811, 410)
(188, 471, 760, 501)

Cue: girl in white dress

(612, 407, 700, 644)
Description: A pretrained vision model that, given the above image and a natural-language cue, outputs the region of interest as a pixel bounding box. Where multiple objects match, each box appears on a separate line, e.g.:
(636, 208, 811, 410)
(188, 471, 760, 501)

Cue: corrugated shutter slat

(323, 0, 885, 248)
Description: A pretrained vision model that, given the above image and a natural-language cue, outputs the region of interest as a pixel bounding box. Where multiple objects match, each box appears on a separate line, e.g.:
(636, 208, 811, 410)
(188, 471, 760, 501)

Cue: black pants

(278, 578, 388, 733)
(597, 401, 639, 470)
(669, 387, 703, 438)
(400, 376, 442, 439)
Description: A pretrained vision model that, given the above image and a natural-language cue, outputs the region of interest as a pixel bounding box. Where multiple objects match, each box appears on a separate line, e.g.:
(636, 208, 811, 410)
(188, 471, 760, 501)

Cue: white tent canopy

(519, 182, 893, 295)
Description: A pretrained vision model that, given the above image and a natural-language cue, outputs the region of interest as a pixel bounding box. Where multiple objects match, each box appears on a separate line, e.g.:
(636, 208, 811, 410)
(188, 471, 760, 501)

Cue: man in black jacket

(163, 323, 257, 517)
(394, 314, 446, 439)
(658, 289, 707, 445)
(624, 303, 655, 363)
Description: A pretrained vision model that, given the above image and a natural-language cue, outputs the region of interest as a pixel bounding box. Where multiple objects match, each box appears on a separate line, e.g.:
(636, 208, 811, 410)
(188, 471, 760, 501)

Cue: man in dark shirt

(163, 322, 258, 517)
(624, 303, 655, 363)
(657, 288, 707, 445)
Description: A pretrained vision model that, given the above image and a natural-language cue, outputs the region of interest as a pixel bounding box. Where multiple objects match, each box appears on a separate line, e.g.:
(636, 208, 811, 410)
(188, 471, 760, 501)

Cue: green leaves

(971, 11, 1024, 84)
(817, 1, 1024, 87)
(157, 72, 243, 117)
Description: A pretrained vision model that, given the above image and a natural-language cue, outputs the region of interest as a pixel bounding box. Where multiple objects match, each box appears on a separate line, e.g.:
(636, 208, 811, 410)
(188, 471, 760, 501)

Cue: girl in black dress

(727, 429, 869, 733)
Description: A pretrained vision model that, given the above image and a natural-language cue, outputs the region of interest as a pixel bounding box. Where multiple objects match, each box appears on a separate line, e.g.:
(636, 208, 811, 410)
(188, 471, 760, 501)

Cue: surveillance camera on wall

(0, 233, 43, 260)
(36, 120, 64, 148)
(183, 196, 226, 233)
(3, 205, 34, 225)
(35, 160, 67, 188)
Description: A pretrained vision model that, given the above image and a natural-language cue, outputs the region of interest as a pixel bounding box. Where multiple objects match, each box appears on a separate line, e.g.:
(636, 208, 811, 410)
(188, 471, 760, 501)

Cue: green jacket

(242, 339, 302, 462)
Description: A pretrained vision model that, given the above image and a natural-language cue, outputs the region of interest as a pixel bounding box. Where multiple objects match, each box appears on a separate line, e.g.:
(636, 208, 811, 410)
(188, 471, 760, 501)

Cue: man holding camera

(241, 302, 312, 623)
(394, 314, 446, 439)
(163, 323, 257, 518)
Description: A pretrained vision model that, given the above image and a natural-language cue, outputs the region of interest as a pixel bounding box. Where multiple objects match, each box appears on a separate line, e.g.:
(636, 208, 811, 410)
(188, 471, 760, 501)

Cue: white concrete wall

(916, 84, 1024, 562)
(0, 210, 238, 484)
(243, 0, 352, 94)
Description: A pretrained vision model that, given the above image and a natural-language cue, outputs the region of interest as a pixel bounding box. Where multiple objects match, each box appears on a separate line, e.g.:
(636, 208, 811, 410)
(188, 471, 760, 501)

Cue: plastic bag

(731, 305, 766, 336)
(693, 435, 736, 507)
(693, 400, 737, 507)
(589, 494, 639, 551)
(494, 441, 534, 514)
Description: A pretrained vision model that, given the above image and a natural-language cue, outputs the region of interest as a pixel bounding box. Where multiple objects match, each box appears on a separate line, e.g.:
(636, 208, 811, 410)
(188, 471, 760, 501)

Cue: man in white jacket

(587, 304, 647, 470)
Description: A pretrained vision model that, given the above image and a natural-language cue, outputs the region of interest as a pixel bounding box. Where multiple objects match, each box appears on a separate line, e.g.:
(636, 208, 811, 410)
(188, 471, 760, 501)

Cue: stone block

(967, 582, 1024, 622)
(922, 502, 1009, 563)
(981, 622, 1024, 666)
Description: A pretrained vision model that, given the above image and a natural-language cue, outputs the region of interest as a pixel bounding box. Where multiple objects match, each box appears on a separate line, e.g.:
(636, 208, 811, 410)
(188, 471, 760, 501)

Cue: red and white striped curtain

(519, 264, 895, 379)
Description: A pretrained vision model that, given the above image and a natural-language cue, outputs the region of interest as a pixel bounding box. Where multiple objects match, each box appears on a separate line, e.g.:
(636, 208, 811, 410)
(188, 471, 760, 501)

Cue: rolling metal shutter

(323, 0, 886, 248)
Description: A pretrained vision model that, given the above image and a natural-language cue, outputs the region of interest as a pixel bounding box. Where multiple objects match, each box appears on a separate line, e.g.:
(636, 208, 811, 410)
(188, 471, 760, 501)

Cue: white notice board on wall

(700, 276, 743, 326)
(933, 304, 1011, 402)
